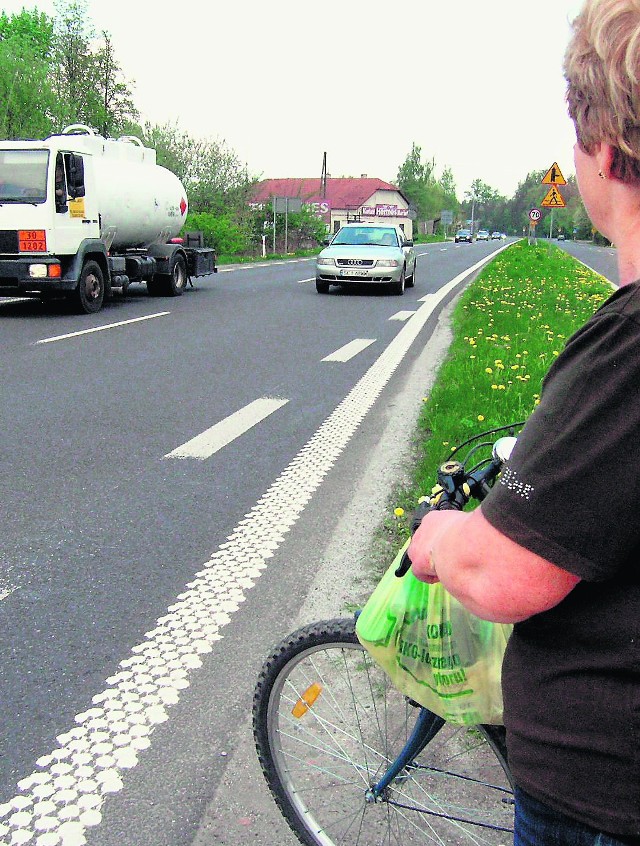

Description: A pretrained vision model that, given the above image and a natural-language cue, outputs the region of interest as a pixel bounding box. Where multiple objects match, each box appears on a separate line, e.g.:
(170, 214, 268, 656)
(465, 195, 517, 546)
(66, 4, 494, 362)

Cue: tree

(143, 121, 256, 215)
(0, 9, 57, 139)
(463, 179, 506, 233)
(50, 0, 137, 134)
(93, 32, 139, 137)
(397, 143, 460, 229)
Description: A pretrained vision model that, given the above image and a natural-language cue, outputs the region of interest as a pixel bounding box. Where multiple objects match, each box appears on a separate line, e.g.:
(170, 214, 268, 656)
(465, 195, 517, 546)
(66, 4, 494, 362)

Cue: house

(251, 176, 413, 240)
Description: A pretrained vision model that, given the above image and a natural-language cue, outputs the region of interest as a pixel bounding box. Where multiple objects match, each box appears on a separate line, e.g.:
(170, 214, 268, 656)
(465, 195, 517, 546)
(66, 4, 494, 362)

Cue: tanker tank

(93, 135, 188, 250)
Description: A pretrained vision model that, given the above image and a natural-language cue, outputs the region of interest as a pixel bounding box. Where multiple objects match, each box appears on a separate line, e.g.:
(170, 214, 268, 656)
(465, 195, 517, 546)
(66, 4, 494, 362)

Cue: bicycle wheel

(253, 618, 514, 846)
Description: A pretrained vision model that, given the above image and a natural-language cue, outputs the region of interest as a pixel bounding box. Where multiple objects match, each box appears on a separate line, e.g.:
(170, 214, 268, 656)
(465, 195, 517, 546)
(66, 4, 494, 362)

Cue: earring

(599, 170, 606, 179)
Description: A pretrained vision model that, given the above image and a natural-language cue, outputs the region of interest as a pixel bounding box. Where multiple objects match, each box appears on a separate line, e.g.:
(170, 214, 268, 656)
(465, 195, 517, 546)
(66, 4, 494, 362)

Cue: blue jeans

(514, 787, 639, 846)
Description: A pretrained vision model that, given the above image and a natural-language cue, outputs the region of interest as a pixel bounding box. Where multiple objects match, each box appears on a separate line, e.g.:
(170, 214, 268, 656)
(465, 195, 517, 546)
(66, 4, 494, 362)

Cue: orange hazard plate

(18, 230, 47, 251)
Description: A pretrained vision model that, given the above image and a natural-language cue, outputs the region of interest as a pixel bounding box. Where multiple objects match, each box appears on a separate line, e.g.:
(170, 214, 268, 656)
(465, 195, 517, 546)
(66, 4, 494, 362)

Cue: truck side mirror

(67, 154, 85, 198)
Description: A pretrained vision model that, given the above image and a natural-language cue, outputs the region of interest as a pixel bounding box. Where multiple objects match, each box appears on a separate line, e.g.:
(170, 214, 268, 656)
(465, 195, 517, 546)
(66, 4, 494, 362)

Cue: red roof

(251, 177, 408, 211)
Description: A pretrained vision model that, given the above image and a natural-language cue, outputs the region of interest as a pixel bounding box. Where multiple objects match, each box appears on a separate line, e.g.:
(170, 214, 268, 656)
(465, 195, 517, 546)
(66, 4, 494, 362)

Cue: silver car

(315, 222, 417, 295)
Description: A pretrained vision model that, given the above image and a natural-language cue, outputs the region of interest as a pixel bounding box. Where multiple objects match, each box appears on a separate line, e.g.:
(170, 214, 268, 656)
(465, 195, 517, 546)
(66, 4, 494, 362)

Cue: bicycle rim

(254, 619, 514, 846)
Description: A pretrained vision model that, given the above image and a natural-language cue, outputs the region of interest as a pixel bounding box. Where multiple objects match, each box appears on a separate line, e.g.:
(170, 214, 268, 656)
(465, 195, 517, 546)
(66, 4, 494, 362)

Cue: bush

(181, 212, 251, 255)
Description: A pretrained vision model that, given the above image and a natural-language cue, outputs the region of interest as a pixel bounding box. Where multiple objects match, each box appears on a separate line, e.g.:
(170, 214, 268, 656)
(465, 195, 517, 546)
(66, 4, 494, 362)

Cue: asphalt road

(0, 237, 618, 846)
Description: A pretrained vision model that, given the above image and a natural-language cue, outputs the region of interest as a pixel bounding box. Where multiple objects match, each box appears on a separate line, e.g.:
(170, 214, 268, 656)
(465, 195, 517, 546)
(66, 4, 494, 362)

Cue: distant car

(455, 228, 473, 243)
(557, 233, 566, 241)
(491, 231, 502, 240)
(315, 222, 417, 295)
(476, 230, 490, 241)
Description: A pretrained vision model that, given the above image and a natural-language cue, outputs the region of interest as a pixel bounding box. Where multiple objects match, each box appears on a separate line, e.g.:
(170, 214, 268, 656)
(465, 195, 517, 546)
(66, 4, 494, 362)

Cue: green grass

(368, 240, 614, 576)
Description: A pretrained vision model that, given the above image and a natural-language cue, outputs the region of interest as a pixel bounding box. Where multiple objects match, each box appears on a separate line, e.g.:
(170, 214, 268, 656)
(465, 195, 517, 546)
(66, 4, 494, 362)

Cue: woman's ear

(596, 143, 616, 179)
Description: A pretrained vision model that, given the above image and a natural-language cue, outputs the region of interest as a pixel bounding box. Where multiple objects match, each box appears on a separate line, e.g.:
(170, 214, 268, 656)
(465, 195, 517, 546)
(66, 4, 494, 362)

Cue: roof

(251, 177, 409, 210)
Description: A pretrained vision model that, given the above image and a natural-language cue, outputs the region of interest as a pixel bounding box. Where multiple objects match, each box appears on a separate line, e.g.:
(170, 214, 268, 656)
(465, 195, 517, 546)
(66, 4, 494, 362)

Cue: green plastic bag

(356, 539, 512, 725)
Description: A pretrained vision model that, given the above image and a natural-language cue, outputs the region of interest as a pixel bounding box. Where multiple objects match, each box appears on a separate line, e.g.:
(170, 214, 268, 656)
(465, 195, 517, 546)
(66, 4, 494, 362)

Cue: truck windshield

(0, 149, 49, 204)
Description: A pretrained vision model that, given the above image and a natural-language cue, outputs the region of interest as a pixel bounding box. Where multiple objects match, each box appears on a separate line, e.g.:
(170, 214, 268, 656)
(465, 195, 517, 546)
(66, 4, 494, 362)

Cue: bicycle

(253, 423, 524, 846)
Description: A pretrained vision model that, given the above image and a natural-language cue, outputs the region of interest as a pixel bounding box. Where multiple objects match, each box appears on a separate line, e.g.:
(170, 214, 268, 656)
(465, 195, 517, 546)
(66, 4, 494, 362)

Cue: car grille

(335, 258, 375, 267)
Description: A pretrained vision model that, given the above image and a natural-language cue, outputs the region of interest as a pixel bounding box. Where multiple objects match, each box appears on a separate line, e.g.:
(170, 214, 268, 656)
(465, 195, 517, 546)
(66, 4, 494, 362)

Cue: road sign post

(540, 163, 567, 241)
(528, 208, 541, 245)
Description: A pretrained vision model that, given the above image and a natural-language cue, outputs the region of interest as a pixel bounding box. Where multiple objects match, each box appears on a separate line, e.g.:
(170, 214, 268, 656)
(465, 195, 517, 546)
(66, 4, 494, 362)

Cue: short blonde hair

(565, 0, 640, 183)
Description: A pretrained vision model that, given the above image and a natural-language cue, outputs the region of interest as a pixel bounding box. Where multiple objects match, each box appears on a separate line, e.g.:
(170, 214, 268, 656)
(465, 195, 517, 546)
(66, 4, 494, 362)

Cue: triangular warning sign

(541, 186, 566, 207)
(542, 162, 567, 185)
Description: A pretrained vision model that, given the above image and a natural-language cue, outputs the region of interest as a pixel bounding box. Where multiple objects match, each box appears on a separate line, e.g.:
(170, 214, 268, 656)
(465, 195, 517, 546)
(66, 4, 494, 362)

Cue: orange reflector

(292, 683, 322, 718)
(18, 230, 46, 252)
(49, 263, 61, 278)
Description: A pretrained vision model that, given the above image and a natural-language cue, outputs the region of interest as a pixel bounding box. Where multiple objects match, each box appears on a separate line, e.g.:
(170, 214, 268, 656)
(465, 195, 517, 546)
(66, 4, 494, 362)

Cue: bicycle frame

(366, 708, 445, 801)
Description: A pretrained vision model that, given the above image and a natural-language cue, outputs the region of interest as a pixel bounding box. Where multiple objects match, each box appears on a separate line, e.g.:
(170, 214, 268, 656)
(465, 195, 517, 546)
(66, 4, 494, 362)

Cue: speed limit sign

(529, 208, 541, 222)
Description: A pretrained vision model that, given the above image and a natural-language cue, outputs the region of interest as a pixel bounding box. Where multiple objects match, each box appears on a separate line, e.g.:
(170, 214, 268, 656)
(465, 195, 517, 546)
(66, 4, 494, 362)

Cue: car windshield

(332, 227, 399, 247)
(0, 149, 49, 204)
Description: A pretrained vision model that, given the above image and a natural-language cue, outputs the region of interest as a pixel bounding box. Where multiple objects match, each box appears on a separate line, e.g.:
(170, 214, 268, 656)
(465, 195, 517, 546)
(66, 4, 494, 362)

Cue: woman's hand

(408, 509, 467, 583)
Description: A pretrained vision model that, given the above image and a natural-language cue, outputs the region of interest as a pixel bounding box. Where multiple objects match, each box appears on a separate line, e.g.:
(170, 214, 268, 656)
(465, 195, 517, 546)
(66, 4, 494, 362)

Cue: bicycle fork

(365, 707, 446, 802)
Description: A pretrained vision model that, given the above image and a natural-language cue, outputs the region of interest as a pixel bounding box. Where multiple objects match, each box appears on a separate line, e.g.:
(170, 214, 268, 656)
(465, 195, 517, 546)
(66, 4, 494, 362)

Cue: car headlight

(375, 259, 400, 268)
(317, 257, 335, 266)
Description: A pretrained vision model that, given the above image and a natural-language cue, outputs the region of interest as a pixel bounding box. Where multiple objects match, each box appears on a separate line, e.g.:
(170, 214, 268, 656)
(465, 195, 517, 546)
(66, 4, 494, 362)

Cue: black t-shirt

(482, 283, 640, 838)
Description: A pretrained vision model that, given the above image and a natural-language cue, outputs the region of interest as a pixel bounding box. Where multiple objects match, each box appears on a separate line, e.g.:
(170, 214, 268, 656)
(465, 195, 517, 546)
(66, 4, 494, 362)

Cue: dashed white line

(389, 311, 416, 322)
(321, 339, 375, 362)
(164, 398, 289, 459)
(36, 313, 170, 344)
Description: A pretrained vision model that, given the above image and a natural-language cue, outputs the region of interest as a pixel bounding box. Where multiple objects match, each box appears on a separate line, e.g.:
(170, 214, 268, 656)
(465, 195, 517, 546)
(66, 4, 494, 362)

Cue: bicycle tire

(253, 618, 514, 846)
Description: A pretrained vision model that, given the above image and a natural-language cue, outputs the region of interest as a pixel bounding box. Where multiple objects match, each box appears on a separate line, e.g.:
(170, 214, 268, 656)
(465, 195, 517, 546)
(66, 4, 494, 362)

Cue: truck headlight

(29, 263, 61, 278)
(28, 264, 48, 278)
(375, 259, 400, 267)
(317, 257, 335, 266)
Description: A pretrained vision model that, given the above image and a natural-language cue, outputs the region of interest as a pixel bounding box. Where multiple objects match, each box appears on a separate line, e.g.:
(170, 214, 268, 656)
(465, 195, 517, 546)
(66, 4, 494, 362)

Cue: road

(0, 238, 618, 846)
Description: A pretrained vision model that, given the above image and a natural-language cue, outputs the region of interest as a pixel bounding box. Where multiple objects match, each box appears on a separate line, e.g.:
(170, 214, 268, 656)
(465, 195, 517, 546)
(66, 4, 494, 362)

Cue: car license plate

(340, 269, 366, 277)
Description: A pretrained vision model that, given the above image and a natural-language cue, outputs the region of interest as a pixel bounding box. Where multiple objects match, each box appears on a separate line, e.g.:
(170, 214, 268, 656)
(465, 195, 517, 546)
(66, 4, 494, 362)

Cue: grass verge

(365, 240, 614, 584)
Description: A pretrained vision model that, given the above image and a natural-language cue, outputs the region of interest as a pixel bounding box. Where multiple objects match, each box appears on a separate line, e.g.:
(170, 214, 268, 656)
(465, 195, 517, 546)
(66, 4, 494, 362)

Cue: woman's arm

(408, 506, 580, 623)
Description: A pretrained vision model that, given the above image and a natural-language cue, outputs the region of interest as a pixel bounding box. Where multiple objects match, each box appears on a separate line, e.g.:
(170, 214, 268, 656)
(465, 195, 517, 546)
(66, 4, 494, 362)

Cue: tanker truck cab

(0, 124, 216, 314)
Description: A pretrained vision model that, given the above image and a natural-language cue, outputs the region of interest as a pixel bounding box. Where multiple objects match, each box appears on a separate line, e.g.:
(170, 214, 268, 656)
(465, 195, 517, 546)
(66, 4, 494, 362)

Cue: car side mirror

(403, 239, 413, 247)
(322, 238, 331, 245)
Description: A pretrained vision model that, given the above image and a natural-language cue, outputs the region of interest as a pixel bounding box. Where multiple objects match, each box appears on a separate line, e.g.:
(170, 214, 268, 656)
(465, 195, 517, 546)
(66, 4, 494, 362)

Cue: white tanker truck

(0, 124, 217, 313)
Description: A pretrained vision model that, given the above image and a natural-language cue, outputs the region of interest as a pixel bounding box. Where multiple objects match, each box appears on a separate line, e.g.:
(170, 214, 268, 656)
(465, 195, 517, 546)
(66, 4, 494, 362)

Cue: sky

(2, 0, 585, 198)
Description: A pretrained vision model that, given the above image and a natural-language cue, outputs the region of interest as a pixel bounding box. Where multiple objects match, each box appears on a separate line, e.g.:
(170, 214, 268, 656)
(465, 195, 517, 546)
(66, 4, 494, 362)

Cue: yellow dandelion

(478, 415, 485, 421)
(394, 507, 405, 518)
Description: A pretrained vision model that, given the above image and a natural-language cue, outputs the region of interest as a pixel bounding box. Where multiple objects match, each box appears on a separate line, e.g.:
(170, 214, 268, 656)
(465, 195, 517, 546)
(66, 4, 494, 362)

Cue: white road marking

(321, 339, 375, 362)
(389, 311, 416, 322)
(217, 257, 313, 272)
(0, 579, 18, 601)
(36, 313, 170, 345)
(164, 398, 289, 459)
(298, 277, 315, 284)
(0, 249, 504, 846)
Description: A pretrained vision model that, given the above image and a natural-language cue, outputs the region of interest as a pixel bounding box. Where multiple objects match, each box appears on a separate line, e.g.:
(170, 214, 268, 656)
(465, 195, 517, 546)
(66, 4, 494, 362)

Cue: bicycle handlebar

(394, 428, 520, 578)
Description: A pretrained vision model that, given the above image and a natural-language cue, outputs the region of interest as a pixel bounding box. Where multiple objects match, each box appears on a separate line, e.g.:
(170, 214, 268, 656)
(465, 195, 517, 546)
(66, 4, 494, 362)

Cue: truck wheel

(74, 260, 105, 314)
(166, 255, 187, 296)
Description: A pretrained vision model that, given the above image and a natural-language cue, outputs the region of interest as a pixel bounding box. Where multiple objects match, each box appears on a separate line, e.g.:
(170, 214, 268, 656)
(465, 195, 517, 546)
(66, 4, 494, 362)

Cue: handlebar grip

(395, 550, 412, 578)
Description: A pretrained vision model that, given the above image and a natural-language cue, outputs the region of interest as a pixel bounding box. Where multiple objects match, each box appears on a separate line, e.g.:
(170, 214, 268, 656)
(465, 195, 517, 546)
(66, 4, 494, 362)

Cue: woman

(408, 1, 640, 843)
